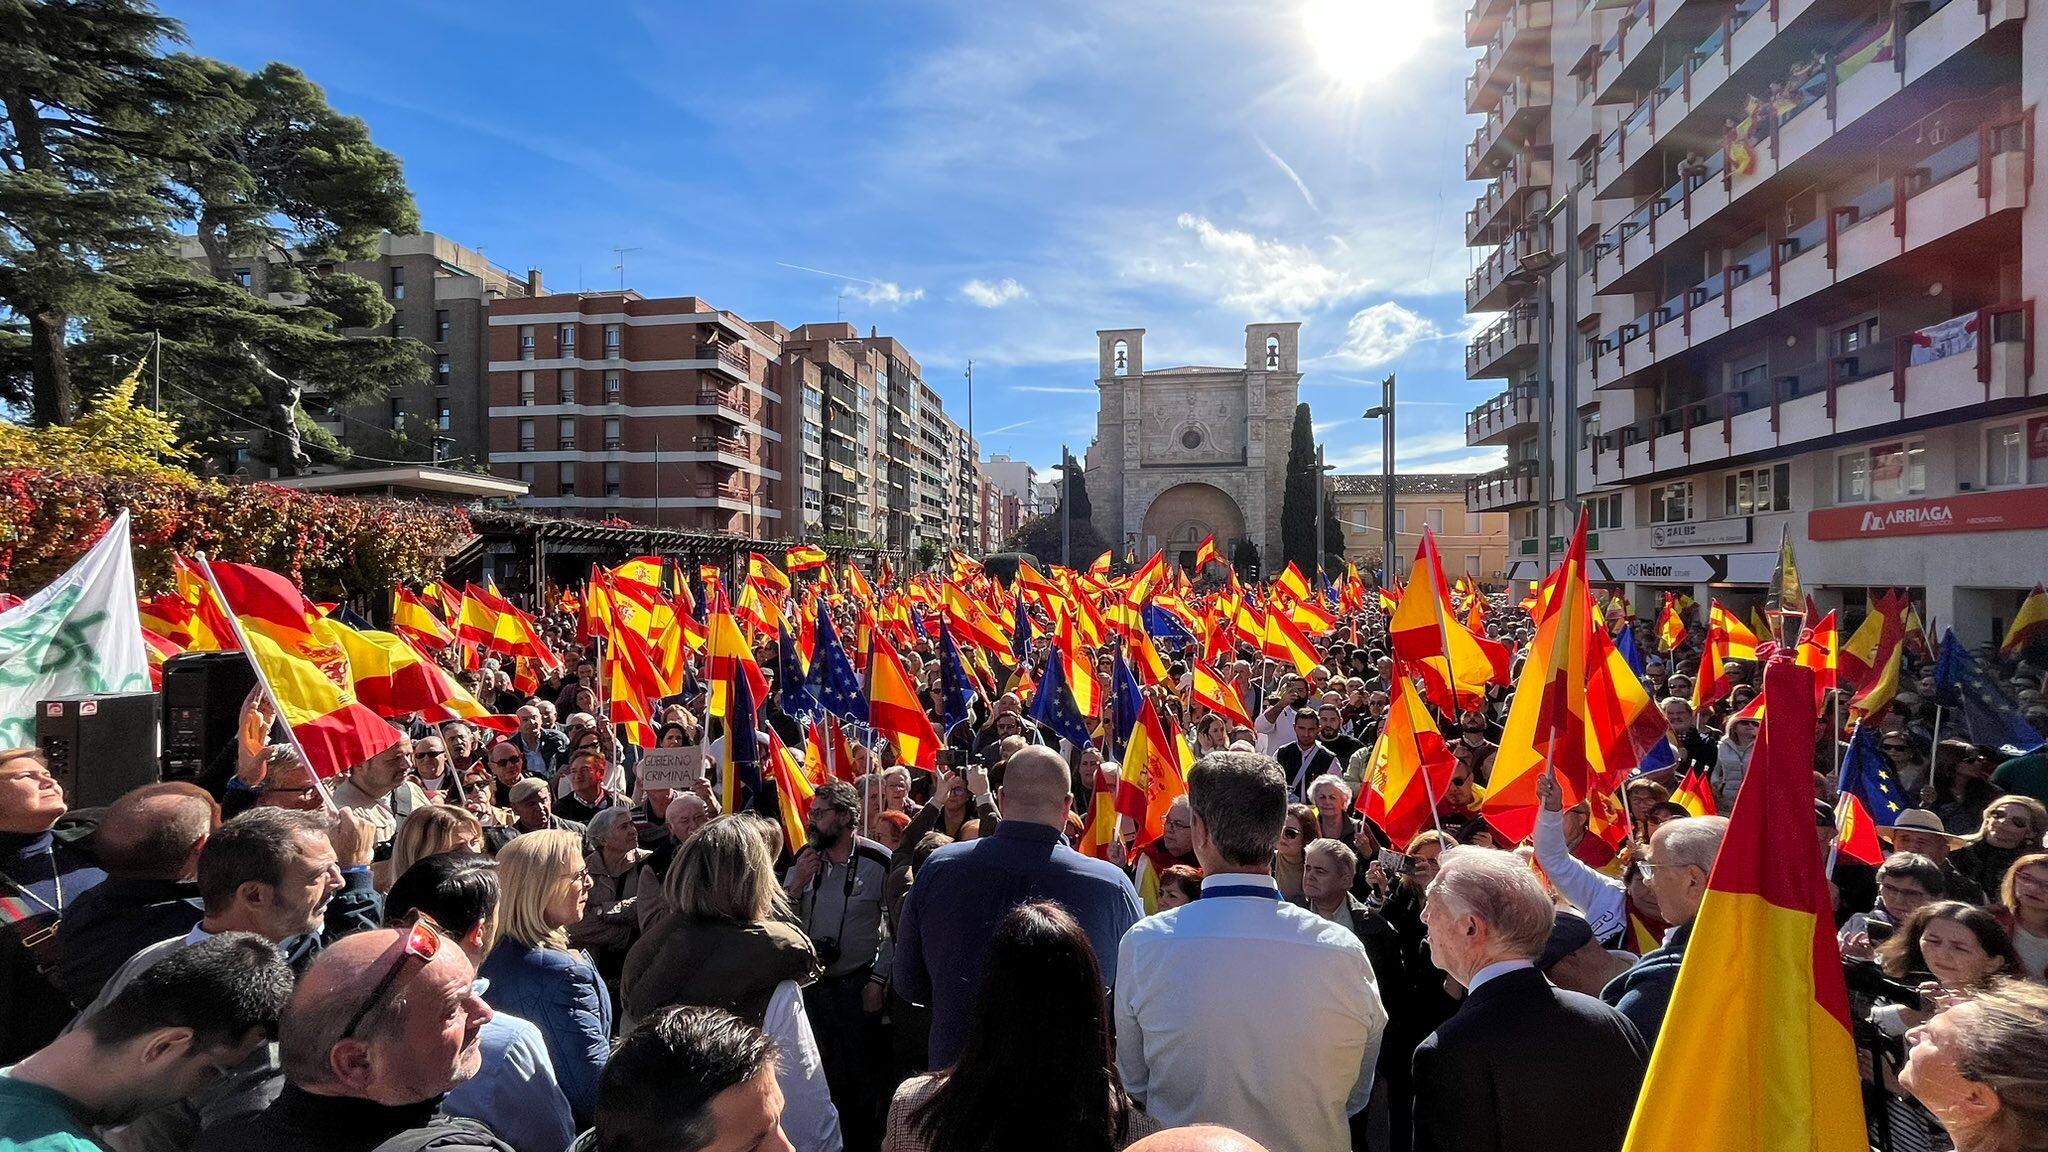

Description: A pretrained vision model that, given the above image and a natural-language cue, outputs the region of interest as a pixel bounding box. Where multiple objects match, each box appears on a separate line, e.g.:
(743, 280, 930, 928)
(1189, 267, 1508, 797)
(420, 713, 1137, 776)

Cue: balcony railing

(1467, 157, 1552, 246)
(1466, 306, 1541, 379)
(1466, 0, 1553, 113)
(1466, 76, 1554, 178)
(1466, 460, 1541, 509)
(696, 386, 755, 419)
(1466, 384, 1541, 445)
(1586, 300, 2033, 485)
(1586, 109, 2027, 388)
(1465, 0, 1517, 46)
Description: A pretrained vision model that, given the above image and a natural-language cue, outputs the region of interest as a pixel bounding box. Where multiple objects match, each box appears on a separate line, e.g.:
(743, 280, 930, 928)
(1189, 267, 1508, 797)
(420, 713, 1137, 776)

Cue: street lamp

(1313, 445, 1337, 576)
(1363, 374, 1396, 587)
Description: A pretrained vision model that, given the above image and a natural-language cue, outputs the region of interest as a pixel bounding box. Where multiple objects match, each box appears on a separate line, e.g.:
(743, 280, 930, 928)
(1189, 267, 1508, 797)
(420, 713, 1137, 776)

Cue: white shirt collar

(1199, 872, 1278, 893)
(1466, 958, 1535, 993)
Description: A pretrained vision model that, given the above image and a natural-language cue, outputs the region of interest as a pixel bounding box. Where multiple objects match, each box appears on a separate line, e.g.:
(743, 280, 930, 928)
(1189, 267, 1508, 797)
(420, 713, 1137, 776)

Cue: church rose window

(1182, 428, 1203, 450)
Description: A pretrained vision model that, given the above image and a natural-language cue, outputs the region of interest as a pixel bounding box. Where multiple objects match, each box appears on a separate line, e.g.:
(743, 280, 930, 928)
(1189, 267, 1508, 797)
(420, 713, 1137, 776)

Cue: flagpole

(192, 554, 339, 814)
(1927, 703, 1944, 781)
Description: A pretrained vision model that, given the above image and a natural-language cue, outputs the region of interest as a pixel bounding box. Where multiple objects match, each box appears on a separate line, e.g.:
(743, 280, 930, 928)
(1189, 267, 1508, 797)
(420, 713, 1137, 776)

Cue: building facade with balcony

(486, 291, 785, 536)
(1461, 0, 2048, 647)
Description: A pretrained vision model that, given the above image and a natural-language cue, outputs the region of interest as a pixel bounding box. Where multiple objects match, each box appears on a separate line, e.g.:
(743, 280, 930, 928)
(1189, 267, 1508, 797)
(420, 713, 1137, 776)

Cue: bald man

(194, 928, 510, 1152)
(893, 747, 1143, 1069)
(1127, 1126, 1272, 1152)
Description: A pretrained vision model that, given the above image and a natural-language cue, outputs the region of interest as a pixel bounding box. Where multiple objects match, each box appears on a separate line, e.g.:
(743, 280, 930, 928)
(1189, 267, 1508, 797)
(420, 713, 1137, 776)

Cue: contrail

(775, 261, 881, 286)
(1255, 136, 1318, 213)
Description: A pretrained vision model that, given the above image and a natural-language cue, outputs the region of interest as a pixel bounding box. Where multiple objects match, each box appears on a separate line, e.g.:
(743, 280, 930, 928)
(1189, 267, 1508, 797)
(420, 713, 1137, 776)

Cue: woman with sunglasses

(1952, 795, 2048, 899)
(478, 829, 611, 1129)
(1273, 803, 1317, 902)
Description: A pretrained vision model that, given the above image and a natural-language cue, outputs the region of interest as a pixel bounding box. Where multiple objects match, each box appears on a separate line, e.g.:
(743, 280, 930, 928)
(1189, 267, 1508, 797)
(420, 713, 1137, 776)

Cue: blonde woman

(479, 829, 609, 1128)
(620, 816, 838, 1152)
(1952, 795, 2048, 897)
(386, 804, 484, 889)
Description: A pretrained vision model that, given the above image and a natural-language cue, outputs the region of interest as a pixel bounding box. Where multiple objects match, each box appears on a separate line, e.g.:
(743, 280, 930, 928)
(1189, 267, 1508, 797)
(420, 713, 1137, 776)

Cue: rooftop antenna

(612, 246, 641, 291)
(836, 291, 846, 323)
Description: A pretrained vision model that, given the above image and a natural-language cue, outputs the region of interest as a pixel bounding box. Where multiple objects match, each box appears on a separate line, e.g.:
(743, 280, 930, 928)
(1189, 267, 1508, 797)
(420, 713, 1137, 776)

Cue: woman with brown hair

(1901, 980, 2048, 1152)
(1273, 803, 1318, 902)
(387, 803, 484, 886)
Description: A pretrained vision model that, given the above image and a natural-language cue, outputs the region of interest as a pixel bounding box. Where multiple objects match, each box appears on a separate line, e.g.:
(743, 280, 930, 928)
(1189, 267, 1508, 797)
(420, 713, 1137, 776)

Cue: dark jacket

(478, 941, 612, 1129)
(0, 826, 106, 1062)
(1412, 966, 1647, 1152)
(1598, 918, 1693, 1048)
(51, 875, 203, 1006)
(194, 1083, 512, 1152)
(1275, 741, 1340, 795)
(619, 915, 818, 1029)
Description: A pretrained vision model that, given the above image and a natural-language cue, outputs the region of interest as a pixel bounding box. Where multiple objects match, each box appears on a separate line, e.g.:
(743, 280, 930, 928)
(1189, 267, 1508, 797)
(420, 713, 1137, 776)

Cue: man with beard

(783, 781, 892, 1151)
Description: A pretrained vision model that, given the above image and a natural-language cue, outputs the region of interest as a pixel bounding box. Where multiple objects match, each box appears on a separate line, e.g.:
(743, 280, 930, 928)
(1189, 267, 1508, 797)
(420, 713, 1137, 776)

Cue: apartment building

(1332, 474, 1514, 582)
(207, 232, 539, 473)
(1461, 0, 2046, 647)
(485, 291, 784, 536)
(778, 323, 886, 543)
(984, 455, 1042, 519)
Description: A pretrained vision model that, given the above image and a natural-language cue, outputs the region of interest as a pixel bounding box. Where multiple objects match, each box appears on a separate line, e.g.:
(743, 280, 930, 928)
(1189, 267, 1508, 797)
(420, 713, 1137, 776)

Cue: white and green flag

(0, 511, 150, 746)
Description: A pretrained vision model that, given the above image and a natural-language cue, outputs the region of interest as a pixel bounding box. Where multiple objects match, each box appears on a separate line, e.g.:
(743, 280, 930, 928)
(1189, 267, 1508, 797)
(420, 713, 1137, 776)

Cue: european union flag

(1839, 724, 1906, 825)
(723, 665, 762, 812)
(1934, 629, 2046, 756)
(1616, 623, 1648, 685)
(1633, 737, 1677, 778)
(1028, 651, 1094, 750)
(937, 624, 974, 735)
(777, 625, 821, 723)
(1111, 650, 1145, 752)
(1011, 602, 1034, 665)
(806, 610, 869, 725)
(1141, 604, 1193, 651)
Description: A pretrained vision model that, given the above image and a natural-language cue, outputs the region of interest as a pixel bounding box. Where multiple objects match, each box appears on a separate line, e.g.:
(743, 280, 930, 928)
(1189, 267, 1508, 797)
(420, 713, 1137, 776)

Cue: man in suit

(1412, 846, 1648, 1152)
(1274, 708, 1339, 799)
(1599, 813, 1728, 1047)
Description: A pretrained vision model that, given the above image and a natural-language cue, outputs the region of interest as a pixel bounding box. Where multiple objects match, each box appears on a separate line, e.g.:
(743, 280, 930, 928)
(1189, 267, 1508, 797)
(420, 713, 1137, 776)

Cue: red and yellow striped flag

(1190, 659, 1252, 730)
(2002, 583, 2048, 657)
(1621, 657, 1863, 1152)
(867, 631, 941, 770)
(1358, 668, 1458, 848)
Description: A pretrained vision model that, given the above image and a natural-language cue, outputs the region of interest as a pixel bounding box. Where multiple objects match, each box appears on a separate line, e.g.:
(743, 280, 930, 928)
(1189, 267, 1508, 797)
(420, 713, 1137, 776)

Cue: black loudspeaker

(34, 692, 161, 808)
(161, 651, 257, 784)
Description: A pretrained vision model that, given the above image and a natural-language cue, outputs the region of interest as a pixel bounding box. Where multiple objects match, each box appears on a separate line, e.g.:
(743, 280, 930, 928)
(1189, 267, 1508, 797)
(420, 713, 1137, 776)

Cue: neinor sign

(1809, 488, 2048, 540)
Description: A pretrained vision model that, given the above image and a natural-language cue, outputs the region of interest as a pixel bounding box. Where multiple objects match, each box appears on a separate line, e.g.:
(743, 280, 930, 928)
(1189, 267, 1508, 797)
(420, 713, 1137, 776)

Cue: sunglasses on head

(340, 913, 444, 1042)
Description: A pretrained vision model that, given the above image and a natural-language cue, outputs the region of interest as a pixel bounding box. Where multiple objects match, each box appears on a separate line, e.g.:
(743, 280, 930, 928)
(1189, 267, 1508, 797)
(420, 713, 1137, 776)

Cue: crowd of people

(6, 576, 2048, 1152)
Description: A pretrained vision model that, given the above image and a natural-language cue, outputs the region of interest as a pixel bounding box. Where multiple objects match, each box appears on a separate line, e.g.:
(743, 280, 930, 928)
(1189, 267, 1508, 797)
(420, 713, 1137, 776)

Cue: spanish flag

(1672, 767, 1717, 817)
(867, 631, 941, 770)
(2002, 584, 2048, 658)
(766, 729, 815, 852)
(1190, 659, 1253, 730)
(1621, 658, 1863, 1152)
(201, 561, 400, 779)
(1193, 534, 1219, 572)
(1113, 694, 1186, 846)
(786, 545, 829, 573)
(1389, 531, 1511, 716)
(1260, 605, 1321, 678)
(1359, 669, 1458, 847)
(1655, 592, 1689, 652)
(391, 588, 454, 651)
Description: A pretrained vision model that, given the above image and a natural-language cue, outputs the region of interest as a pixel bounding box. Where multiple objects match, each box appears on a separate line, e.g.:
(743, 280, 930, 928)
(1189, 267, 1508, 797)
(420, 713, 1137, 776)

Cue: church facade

(1083, 323, 1302, 572)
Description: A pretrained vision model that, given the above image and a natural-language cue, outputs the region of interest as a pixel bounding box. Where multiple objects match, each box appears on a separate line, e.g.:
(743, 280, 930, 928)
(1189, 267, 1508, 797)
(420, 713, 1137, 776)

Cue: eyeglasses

(340, 913, 443, 1042)
(1282, 826, 1305, 840)
(1636, 860, 1701, 880)
(567, 870, 593, 887)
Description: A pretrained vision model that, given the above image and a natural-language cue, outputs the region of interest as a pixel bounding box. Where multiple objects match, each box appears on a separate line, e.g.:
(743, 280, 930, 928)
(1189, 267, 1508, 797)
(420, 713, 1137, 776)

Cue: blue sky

(161, 0, 1505, 479)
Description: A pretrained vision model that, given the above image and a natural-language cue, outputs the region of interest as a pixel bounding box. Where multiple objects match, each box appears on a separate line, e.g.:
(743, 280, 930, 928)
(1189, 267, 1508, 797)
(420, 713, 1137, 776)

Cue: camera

(1843, 957, 1922, 1009)
(1376, 849, 1413, 875)
(937, 748, 965, 770)
(814, 937, 842, 967)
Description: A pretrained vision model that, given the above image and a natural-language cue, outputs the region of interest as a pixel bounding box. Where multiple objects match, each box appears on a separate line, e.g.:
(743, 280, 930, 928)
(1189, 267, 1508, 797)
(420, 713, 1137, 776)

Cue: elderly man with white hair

(1412, 846, 1647, 1152)
(1598, 812, 1729, 1047)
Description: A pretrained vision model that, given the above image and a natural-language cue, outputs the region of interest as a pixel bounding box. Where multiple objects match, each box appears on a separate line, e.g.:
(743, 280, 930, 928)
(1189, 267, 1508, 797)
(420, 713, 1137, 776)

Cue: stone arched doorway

(1140, 482, 1246, 571)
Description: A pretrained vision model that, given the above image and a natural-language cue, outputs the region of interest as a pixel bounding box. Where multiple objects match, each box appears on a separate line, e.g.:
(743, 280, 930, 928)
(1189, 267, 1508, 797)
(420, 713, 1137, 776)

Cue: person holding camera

(1840, 852, 1944, 959)
(786, 781, 895, 1152)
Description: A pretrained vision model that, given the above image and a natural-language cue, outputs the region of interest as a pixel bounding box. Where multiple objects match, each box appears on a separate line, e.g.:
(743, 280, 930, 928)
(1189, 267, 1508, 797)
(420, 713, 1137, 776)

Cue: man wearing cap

(506, 779, 586, 840)
(1878, 808, 1986, 905)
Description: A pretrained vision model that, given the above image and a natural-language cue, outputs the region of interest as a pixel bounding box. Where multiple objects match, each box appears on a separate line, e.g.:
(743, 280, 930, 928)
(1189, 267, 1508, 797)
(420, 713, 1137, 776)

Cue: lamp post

(1364, 374, 1396, 586)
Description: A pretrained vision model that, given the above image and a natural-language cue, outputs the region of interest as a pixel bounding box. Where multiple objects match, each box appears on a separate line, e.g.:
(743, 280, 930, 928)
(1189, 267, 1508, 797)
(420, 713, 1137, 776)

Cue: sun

(1301, 0, 1438, 91)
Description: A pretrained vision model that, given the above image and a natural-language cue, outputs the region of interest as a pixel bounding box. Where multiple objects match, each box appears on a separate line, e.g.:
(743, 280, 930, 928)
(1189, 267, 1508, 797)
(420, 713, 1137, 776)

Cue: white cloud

(1125, 214, 1373, 314)
(849, 280, 925, 307)
(962, 277, 1031, 307)
(1328, 302, 1442, 368)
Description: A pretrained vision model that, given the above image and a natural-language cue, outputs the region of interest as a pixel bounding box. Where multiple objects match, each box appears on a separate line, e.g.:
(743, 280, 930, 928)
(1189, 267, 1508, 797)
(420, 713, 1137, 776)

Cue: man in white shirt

(1115, 750, 1387, 1152)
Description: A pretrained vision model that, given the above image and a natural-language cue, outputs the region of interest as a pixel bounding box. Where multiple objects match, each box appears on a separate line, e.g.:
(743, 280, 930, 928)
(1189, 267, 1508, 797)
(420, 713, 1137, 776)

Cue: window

(557, 416, 576, 448)
(1425, 508, 1444, 532)
(391, 267, 406, 300)
(604, 325, 621, 355)
(1837, 452, 1869, 502)
(1724, 464, 1791, 515)
(558, 324, 576, 353)
(604, 462, 622, 497)
(518, 418, 535, 451)
(1733, 362, 1767, 397)
(1587, 493, 1623, 529)
(518, 463, 535, 485)
(559, 461, 576, 493)
(1394, 508, 1408, 534)
(392, 316, 405, 339)
(1987, 425, 2026, 488)
(389, 399, 404, 431)
(1466, 554, 1481, 577)
(557, 370, 576, 404)
(519, 371, 535, 406)
(519, 326, 535, 360)
(435, 310, 450, 342)
(1870, 441, 1925, 500)
(603, 416, 622, 450)
(435, 354, 450, 381)
(604, 370, 621, 399)
(233, 267, 252, 289)
(1649, 481, 1693, 523)
(1833, 316, 1880, 356)
(1465, 512, 1484, 533)
(436, 404, 452, 431)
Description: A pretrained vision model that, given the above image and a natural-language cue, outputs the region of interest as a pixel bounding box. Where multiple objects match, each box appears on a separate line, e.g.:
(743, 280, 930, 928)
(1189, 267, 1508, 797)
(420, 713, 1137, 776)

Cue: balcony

(1467, 76, 1555, 179)
(1588, 0, 2017, 205)
(1467, 306, 1541, 379)
(1585, 110, 2030, 391)
(703, 342, 754, 383)
(1467, 384, 1542, 447)
(694, 480, 757, 503)
(1468, 460, 1541, 511)
(1467, 0, 1554, 114)
(1468, 156, 1553, 247)
(1466, 0, 1518, 44)
(1589, 0, 1751, 109)
(1468, 225, 1545, 312)
(1586, 300, 2035, 487)
(696, 385, 755, 422)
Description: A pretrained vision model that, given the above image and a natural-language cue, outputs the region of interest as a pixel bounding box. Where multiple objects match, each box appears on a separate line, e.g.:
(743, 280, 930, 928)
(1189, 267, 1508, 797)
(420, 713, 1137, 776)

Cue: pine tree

(1281, 402, 1319, 574)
